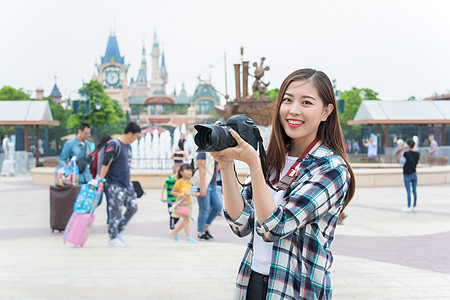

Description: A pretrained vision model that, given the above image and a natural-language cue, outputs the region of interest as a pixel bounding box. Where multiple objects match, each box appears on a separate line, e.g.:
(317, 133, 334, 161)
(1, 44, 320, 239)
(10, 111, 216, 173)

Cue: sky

(1, 0, 450, 105)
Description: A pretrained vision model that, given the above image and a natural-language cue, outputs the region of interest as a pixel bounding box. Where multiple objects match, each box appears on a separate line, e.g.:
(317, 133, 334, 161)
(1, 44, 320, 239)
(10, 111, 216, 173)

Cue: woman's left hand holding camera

(211, 129, 259, 169)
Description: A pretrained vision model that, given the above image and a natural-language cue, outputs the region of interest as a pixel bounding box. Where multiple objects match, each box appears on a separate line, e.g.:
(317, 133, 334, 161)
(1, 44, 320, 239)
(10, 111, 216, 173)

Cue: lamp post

(332, 79, 344, 114)
(68, 83, 101, 122)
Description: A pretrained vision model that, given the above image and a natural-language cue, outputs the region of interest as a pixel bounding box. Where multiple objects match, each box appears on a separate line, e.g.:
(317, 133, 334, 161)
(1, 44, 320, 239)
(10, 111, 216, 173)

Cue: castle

(95, 31, 220, 126)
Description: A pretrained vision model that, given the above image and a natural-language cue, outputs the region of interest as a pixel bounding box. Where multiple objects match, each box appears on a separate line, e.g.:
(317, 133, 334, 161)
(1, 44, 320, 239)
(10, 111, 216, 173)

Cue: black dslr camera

(194, 115, 261, 152)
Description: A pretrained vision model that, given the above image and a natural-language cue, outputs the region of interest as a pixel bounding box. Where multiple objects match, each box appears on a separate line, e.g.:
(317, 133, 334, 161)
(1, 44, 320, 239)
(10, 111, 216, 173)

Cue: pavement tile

(1, 175, 450, 299)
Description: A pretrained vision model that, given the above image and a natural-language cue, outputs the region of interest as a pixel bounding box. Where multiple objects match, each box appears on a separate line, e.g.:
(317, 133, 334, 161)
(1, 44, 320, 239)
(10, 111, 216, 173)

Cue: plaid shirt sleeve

(223, 176, 255, 238)
(256, 156, 349, 242)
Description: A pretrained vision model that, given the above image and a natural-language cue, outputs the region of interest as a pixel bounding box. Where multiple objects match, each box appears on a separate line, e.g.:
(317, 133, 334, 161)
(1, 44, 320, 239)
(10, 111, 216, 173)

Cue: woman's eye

(302, 100, 312, 105)
(282, 98, 291, 102)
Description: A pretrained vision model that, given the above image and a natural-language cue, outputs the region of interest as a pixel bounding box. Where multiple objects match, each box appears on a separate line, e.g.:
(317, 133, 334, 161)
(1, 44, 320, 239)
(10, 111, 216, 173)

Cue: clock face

(103, 66, 122, 88)
(106, 71, 119, 85)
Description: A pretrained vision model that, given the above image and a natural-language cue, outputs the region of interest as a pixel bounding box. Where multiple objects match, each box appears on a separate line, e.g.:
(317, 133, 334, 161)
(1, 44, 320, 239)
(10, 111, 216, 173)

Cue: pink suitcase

(63, 212, 96, 247)
(63, 188, 101, 247)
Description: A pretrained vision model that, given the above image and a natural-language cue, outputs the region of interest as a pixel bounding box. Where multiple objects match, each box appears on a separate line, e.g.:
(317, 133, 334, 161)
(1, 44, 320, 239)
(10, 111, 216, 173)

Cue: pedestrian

(161, 171, 179, 231)
(394, 139, 405, 163)
(98, 122, 141, 247)
(401, 139, 420, 213)
(169, 164, 200, 243)
(179, 133, 192, 164)
(210, 68, 355, 299)
(90, 135, 112, 222)
(193, 151, 222, 241)
(59, 123, 94, 184)
(171, 139, 188, 173)
(428, 134, 438, 164)
(362, 136, 377, 162)
(352, 140, 360, 155)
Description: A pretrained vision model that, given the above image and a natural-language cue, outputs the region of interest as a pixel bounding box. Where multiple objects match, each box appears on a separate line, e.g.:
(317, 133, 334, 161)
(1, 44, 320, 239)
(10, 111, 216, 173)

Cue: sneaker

(197, 233, 211, 241)
(117, 233, 128, 246)
(412, 207, 417, 213)
(108, 238, 127, 248)
(401, 207, 412, 213)
(205, 230, 214, 239)
(187, 236, 197, 243)
(170, 230, 179, 242)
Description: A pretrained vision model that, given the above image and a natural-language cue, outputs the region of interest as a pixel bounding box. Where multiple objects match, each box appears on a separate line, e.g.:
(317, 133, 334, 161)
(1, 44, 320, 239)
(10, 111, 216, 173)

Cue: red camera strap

(272, 137, 321, 191)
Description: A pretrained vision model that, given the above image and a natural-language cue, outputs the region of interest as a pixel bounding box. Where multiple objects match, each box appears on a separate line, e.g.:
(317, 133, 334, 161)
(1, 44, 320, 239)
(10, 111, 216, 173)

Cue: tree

(67, 79, 126, 129)
(0, 86, 30, 100)
(338, 87, 380, 140)
(267, 88, 279, 101)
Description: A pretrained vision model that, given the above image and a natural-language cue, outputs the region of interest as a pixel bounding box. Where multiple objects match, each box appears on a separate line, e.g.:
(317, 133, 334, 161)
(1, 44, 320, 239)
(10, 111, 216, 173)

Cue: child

(161, 172, 179, 230)
(170, 164, 200, 243)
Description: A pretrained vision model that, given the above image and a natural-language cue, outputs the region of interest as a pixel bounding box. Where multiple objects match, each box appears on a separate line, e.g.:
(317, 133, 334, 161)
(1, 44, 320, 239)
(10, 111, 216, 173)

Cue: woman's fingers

(229, 129, 246, 145)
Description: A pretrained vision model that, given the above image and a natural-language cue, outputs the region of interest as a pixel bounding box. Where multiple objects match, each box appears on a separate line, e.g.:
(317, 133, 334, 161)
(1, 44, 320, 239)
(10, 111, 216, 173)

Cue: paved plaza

(1, 175, 450, 299)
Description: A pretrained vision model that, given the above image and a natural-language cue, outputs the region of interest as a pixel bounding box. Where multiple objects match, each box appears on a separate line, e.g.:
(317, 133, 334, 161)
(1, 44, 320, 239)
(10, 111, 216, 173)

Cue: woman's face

(279, 80, 332, 146)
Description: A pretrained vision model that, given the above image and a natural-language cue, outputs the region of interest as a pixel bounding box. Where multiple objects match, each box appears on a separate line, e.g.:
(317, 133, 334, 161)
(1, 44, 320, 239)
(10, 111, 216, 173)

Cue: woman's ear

(321, 103, 334, 121)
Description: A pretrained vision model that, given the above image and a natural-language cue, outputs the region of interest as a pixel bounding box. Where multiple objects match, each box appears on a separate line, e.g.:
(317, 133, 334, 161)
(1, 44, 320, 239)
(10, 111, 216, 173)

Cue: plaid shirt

(224, 144, 350, 300)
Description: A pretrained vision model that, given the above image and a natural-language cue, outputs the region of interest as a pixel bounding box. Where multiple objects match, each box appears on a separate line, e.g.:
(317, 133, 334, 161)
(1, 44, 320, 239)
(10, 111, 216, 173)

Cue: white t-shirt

(251, 155, 298, 275)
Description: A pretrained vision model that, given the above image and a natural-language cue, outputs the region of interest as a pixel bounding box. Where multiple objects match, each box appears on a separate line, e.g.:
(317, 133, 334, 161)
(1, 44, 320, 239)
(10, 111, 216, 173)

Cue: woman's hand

(210, 129, 259, 169)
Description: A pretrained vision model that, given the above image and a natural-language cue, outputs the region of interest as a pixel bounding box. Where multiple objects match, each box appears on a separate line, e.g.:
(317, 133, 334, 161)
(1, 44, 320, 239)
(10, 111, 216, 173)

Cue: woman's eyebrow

(301, 95, 317, 101)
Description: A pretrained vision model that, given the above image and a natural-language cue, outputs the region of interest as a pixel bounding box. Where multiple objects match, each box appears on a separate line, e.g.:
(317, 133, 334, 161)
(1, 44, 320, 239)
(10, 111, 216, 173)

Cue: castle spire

(160, 49, 168, 85)
(101, 34, 124, 65)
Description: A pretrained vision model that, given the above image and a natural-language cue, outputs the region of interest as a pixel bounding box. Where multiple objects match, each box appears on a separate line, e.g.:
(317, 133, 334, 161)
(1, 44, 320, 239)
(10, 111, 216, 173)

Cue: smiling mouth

(287, 119, 304, 126)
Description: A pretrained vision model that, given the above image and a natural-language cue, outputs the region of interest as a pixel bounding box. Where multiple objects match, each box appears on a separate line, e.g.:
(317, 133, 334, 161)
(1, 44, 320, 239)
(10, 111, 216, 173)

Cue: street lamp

(332, 79, 345, 114)
(71, 83, 101, 122)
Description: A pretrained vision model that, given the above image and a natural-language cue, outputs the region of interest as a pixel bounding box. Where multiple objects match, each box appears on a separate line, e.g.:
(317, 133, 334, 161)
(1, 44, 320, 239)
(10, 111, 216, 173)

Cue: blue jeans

(403, 173, 418, 207)
(197, 184, 222, 233)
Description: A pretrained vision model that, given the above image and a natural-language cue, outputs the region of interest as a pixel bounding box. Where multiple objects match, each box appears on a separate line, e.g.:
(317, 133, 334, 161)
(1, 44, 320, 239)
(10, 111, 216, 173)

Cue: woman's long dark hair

(266, 68, 355, 212)
(97, 135, 112, 150)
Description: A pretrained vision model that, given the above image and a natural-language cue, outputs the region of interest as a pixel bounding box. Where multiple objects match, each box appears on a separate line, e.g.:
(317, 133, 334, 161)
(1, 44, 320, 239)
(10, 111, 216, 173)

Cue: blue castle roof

(161, 51, 166, 68)
(136, 69, 147, 83)
(101, 35, 124, 65)
(50, 84, 62, 98)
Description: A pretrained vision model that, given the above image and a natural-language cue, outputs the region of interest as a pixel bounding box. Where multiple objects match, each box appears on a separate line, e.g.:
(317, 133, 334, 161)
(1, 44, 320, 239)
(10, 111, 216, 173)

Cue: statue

(251, 57, 270, 96)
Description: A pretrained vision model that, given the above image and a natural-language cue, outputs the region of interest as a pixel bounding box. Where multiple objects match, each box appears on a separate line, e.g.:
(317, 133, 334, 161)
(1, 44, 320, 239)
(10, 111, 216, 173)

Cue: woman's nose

(289, 102, 301, 116)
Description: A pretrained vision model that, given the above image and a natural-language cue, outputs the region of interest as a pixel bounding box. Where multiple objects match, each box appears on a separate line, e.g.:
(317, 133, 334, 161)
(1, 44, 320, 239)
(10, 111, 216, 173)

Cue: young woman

(401, 139, 420, 213)
(211, 69, 355, 299)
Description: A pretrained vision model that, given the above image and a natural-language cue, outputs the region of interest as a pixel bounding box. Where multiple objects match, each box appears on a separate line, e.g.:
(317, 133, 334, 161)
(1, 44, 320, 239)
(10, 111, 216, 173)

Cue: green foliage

(338, 87, 380, 139)
(0, 86, 30, 100)
(67, 80, 125, 130)
(267, 88, 279, 101)
(407, 96, 416, 101)
(252, 91, 261, 99)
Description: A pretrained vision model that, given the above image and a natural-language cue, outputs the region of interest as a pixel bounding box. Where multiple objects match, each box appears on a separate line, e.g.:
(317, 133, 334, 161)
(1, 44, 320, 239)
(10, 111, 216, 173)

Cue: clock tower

(97, 33, 130, 111)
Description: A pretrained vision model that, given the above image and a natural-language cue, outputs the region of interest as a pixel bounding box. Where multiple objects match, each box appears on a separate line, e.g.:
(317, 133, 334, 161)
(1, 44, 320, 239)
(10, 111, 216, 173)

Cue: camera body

(194, 115, 261, 152)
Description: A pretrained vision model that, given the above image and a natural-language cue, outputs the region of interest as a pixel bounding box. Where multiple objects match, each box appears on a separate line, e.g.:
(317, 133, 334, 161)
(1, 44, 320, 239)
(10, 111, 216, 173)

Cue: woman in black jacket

(401, 139, 420, 213)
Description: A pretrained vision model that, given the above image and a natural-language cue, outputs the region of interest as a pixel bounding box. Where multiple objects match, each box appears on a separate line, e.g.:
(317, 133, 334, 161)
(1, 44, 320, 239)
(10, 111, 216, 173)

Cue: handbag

(132, 181, 144, 198)
(176, 204, 190, 217)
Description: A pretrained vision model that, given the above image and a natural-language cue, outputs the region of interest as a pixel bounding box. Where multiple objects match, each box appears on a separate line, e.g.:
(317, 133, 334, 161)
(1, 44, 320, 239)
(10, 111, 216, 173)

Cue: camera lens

(194, 124, 237, 152)
(194, 125, 213, 151)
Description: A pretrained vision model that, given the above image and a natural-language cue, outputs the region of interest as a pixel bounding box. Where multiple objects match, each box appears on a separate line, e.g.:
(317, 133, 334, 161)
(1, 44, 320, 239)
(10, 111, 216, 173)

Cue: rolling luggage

(50, 185, 81, 232)
(63, 184, 101, 247)
(63, 211, 96, 247)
